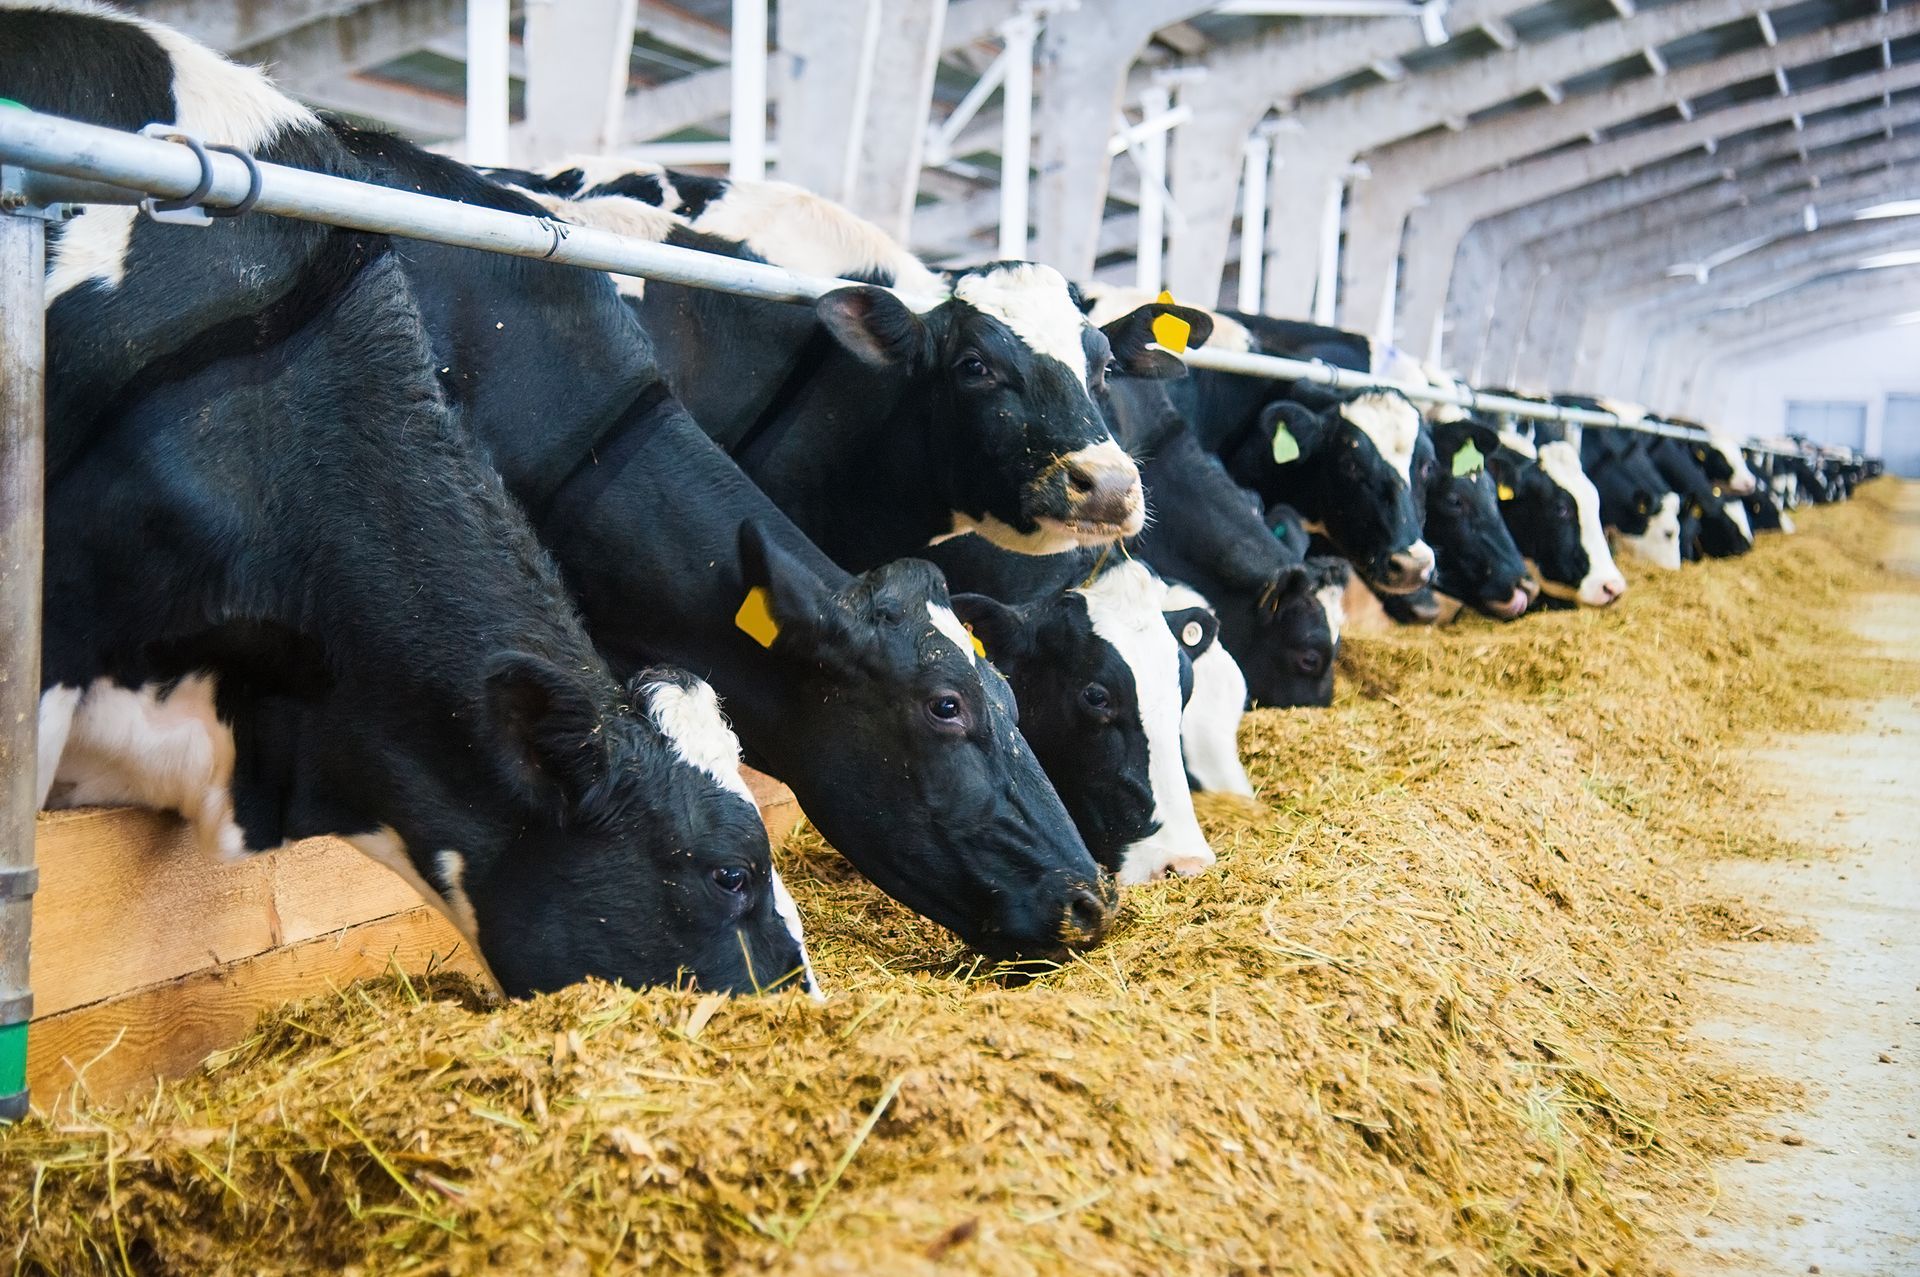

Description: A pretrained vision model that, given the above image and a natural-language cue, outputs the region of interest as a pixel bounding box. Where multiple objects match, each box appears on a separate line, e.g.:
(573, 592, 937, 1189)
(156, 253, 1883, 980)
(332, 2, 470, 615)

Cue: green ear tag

(1271, 421, 1302, 465)
(734, 587, 780, 648)
(1452, 440, 1485, 478)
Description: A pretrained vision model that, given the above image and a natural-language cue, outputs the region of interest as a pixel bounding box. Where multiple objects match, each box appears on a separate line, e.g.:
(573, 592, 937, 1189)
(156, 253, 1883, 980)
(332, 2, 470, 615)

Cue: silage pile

(2, 486, 1911, 1276)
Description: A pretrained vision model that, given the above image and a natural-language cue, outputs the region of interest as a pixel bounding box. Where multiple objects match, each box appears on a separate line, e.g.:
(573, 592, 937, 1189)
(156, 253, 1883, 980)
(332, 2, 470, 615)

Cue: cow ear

(816, 286, 929, 369)
(736, 520, 843, 656)
(1467, 421, 1501, 461)
(1163, 606, 1218, 659)
(1260, 400, 1326, 465)
(1100, 303, 1215, 379)
(484, 652, 607, 807)
(948, 593, 1030, 668)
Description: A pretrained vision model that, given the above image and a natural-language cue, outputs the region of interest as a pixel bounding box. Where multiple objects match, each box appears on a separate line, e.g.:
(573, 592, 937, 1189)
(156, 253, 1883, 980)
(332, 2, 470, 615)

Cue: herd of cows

(7, 4, 1884, 1004)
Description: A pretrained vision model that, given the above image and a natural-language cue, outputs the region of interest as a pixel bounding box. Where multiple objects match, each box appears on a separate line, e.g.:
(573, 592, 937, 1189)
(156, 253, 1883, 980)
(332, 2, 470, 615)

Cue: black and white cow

(1645, 435, 1754, 560)
(1102, 382, 1348, 707)
(1486, 437, 1629, 608)
(1575, 424, 1684, 571)
(1418, 417, 1533, 620)
(16, 8, 1113, 959)
(28, 212, 812, 1006)
(508, 167, 1210, 568)
(923, 537, 1214, 884)
(1161, 584, 1255, 797)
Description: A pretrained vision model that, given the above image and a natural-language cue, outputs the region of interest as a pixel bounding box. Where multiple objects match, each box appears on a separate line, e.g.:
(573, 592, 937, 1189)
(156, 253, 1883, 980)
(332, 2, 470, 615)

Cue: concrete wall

(1713, 324, 1920, 465)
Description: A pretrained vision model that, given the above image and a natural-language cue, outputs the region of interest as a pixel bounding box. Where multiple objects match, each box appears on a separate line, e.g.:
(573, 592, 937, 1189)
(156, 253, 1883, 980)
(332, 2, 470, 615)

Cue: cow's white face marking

(951, 263, 1093, 387)
(1080, 565, 1214, 886)
(1338, 392, 1419, 484)
(1723, 494, 1754, 544)
(1710, 436, 1758, 495)
(433, 850, 483, 946)
(1596, 397, 1648, 425)
(1314, 581, 1348, 643)
(1617, 491, 1683, 570)
(1164, 583, 1252, 799)
(644, 677, 754, 806)
(925, 602, 980, 665)
(47, 675, 246, 860)
(1779, 510, 1796, 534)
(1497, 429, 1538, 460)
(768, 866, 823, 1000)
(1536, 441, 1628, 605)
(45, 7, 318, 304)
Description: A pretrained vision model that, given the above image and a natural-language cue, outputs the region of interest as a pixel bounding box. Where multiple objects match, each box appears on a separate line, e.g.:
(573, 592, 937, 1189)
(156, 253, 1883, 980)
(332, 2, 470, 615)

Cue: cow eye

(1556, 500, 1576, 522)
(1081, 683, 1110, 709)
(955, 353, 989, 379)
(710, 865, 751, 894)
(926, 693, 966, 729)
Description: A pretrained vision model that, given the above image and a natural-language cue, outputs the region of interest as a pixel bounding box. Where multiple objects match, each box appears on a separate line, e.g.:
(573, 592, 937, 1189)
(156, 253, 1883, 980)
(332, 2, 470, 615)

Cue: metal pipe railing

(0, 105, 1814, 453)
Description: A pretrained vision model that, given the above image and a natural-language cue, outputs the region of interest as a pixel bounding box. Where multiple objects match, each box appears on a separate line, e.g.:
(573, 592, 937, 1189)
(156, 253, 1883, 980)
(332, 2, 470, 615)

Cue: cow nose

(1380, 541, 1435, 592)
(1062, 883, 1114, 945)
(1059, 443, 1143, 533)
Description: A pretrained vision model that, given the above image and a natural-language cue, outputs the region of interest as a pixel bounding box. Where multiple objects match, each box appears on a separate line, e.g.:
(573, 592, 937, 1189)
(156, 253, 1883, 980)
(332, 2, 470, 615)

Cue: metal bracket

(0, 162, 78, 221)
(0, 991, 30, 1025)
(135, 124, 263, 225)
(0, 865, 36, 902)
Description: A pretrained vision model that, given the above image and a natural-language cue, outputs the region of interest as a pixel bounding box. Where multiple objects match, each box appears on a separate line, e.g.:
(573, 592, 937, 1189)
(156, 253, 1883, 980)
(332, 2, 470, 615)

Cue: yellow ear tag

(1497, 482, 1516, 502)
(1150, 289, 1191, 354)
(964, 624, 987, 660)
(1272, 421, 1302, 465)
(734, 586, 780, 648)
(1452, 440, 1485, 478)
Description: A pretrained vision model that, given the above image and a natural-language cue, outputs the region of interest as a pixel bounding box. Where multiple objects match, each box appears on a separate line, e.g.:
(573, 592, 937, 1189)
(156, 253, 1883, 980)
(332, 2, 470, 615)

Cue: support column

(775, 0, 879, 199)
(1259, 147, 1344, 320)
(1235, 130, 1271, 314)
(1000, 9, 1037, 260)
(1163, 93, 1260, 304)
(1337, 173, 1415, 340)
(730, 0, 769, 179)
(1394, 200, 1474, 363)
(0, 203, 46, 1123)
(1441, 225, 1502, 376)
(464, 0, 511, 165)
(848, 0, 948, 239)
(522, 0, 638, 161)
(1134, 84, 1171, 292)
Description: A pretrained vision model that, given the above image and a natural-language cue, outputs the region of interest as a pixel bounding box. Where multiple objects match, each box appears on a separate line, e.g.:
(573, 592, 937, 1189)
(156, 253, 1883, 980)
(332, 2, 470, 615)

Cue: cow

(1644, 435, 1754, 560)
(500, 167, 1211, 567)
(1418, 417, 1533, 620)
(1162, 584, 1255, 798)
(32, 227, 811, 1000)
(13, 7, 1113, 960)
(1486, 436, 1629, 608)
(1103, 382, 1349, 707)
(923, 538, 1215, 885)
(1575, 426, 1684, 570)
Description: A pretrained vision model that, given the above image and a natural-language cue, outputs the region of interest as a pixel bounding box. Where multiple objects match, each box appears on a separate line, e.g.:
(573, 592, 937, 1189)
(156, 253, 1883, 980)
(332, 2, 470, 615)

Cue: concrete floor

(1679, 487, 1920, 1277)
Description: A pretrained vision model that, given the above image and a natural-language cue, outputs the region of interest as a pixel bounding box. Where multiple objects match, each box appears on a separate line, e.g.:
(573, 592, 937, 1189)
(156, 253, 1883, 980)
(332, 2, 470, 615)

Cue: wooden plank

(27, 908, 476, 1111)
(741, 766, 806, 842)
(30, 810, 426, 1018)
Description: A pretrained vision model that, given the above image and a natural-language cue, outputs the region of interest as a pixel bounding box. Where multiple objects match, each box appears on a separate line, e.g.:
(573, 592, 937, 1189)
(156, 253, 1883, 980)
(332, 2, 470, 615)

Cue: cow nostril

(1064, 886, 1110, 939)
(1065, 466, 1096, 497)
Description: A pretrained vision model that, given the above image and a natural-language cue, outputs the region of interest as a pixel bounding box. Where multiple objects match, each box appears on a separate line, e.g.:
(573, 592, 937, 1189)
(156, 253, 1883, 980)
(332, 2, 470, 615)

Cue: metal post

(464, 0, 511, 166)
(1311, 177, 1343, 325)
(1134, 86, 1170, 293)
(998, 9, 1037, 261)
(0, 188, 46, 1124)
(1237, 131, 1270, 314)
(730, 0, 769, 180)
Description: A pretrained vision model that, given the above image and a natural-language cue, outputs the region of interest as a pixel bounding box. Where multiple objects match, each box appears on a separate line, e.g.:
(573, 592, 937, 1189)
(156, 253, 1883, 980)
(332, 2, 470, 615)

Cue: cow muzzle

(1483, 585, 1531, 620)
(1036, 440, 1144, 542)
(1374, 540, 1435, 594)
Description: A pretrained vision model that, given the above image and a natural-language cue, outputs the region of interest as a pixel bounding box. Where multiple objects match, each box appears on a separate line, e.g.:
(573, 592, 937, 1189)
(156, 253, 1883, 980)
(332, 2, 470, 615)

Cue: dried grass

(2, 485, 1913, 1276)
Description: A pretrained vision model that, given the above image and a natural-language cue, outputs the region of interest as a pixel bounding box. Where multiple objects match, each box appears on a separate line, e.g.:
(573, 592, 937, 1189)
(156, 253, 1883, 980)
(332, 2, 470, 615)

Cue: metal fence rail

(0, 105, 1811, 450)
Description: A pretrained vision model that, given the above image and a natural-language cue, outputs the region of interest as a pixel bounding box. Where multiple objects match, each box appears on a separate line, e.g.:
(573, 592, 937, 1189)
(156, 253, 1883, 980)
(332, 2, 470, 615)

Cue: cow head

(1489, 441, 1627, 608)
(813, 263, 1212, 555)
(953, 561, 1214, 886)
(734, 522, 1113, 957)
(1425, 418, 1531, 620)
(1580, 428, 1672, 538)
(1164, 583, 1254, 798)
(1244, 391, 1433, 594)
(1694, 435, 1758, 496)
(452, 659, 812, 999)
(1218, 556, 1348, 708)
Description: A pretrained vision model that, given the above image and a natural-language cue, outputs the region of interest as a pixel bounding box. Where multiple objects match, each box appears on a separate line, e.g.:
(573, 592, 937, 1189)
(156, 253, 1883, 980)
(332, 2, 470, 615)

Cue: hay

(3, 486, 1912, 1276)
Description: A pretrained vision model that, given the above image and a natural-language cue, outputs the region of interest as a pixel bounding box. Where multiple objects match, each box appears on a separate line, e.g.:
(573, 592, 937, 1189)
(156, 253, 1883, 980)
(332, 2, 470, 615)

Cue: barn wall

(1715, 326, 1920, 468)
